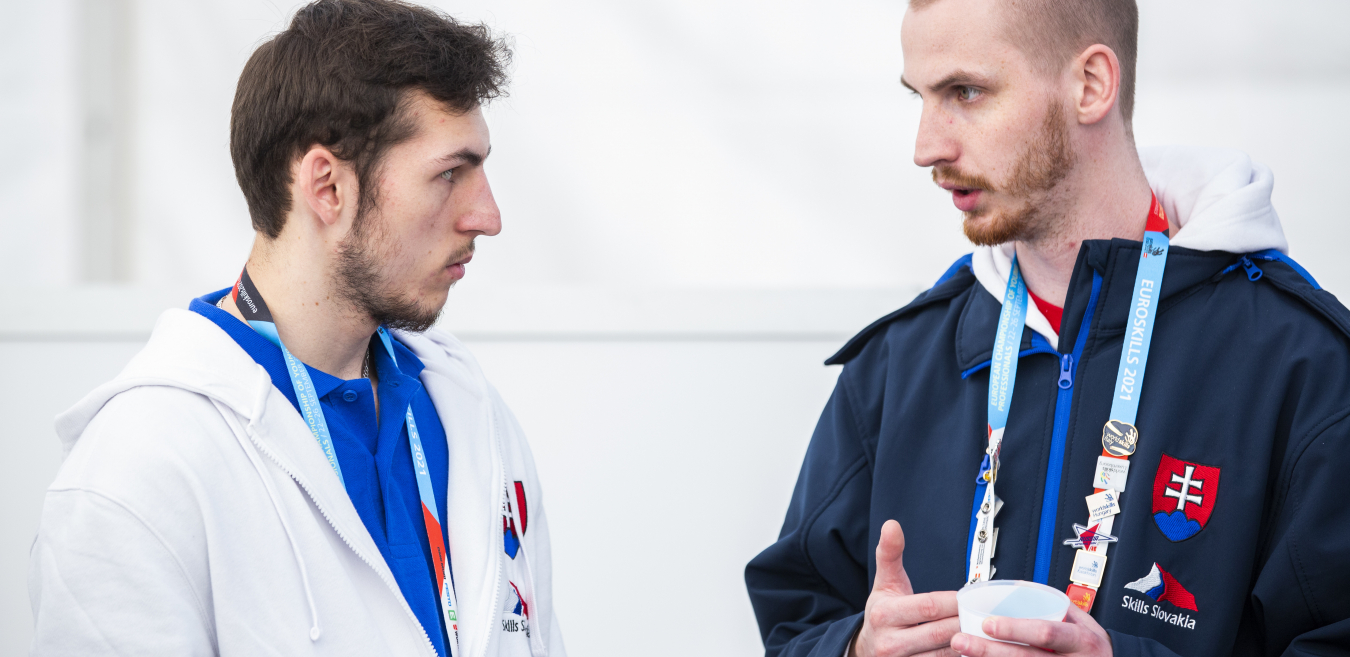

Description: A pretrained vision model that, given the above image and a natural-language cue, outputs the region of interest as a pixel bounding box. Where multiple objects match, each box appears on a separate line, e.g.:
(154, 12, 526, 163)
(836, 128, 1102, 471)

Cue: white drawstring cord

(224, 370, 324, 641)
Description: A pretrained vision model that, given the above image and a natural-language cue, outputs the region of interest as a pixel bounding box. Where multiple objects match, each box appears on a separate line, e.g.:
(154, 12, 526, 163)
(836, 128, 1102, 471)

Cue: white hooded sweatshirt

(28, 309, 565, 657)
(970, 145, 1290, 349)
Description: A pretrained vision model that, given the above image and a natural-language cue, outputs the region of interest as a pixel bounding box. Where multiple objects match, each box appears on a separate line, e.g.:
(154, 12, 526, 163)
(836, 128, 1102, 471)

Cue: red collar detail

(1146, 192, 1170, 235)
(1028, 289, 1063, 335)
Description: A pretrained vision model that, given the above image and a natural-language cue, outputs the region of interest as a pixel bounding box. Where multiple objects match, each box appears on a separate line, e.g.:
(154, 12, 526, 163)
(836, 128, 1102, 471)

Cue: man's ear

(295, 146, 353, 228)
(1073, 44, 1122, 127)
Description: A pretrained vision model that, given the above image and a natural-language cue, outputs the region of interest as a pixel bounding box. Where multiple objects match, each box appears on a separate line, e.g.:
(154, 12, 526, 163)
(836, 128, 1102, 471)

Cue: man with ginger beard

(29, 2, 564, 655)
(746, 1, 1350, 656)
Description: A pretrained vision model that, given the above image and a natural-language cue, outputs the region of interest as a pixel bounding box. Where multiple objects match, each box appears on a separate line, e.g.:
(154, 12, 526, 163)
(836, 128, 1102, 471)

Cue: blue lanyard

(230, 269, 461, 657)
(1109, 227, 1169, 426)
(967, 254, 1028, 582)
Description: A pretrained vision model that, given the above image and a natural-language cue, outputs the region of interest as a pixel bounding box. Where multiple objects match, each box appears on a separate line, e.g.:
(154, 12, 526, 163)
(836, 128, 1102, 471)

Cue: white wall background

(2, 1, 1349, 655)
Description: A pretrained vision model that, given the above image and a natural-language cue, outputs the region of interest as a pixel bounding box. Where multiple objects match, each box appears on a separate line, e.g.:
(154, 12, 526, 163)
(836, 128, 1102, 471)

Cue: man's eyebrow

(435, 145, 491, 167)
(901, 70, 991, 95)
(929, 70, 990, 92)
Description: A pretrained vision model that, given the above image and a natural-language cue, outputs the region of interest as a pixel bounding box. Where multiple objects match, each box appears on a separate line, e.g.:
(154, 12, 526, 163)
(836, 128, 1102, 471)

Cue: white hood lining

(970, 145, 1288, 347)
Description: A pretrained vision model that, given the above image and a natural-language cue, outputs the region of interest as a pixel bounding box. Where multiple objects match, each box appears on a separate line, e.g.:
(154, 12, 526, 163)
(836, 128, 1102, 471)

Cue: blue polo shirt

(192, 288, 452, 657)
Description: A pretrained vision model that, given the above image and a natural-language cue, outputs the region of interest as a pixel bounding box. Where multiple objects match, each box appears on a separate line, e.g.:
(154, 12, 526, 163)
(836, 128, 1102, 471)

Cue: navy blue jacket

(746, 238, 1350, 656)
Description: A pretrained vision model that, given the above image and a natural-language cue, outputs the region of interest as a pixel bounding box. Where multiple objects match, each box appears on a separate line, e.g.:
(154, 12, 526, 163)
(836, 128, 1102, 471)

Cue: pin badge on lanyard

(231, 269, 462, 657)
(966, 255, 1029, 584)
(1063, 195, 1171, 612)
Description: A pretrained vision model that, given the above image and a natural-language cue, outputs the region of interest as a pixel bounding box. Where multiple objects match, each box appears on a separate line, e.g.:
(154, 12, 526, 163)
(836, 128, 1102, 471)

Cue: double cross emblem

(1163, 464, 1204, 511)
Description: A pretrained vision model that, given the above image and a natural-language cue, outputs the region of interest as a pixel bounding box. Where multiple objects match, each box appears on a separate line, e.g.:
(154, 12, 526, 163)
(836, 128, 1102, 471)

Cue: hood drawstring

(220, 369, 324, 642)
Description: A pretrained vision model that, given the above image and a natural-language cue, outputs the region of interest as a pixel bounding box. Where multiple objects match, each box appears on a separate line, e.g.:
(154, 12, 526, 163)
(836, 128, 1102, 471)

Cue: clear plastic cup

(956, 580, 1070, 645)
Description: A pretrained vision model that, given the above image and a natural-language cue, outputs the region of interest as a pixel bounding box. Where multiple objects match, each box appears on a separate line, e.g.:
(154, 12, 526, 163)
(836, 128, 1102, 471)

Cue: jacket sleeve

(1243, 410, 1350, 655)
(745, 366, 876, 657)
(28, 488, 215, 656)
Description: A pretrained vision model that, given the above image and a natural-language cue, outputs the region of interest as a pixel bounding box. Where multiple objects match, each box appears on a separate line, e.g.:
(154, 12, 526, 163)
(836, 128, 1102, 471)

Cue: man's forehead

(901, 0, 1021, 85)
(401, 94, 490, 154)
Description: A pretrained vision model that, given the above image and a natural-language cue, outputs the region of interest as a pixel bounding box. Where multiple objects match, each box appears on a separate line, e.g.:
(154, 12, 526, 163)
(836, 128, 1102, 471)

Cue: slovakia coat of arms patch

(1151, 453, 1219, 542)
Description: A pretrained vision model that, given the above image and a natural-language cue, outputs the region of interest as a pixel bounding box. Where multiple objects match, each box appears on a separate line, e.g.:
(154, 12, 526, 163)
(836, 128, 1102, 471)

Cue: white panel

(0, 0, 80, 285)
(466, 340, 841, 657)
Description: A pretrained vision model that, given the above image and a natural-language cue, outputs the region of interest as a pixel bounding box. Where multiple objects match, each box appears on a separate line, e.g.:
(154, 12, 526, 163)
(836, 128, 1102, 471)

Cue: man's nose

(459, 173, 502, 237)
(913, 106, 959, 169)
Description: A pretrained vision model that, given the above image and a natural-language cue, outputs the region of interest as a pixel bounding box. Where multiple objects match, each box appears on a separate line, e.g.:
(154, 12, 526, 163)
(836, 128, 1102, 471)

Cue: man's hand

(849, 520, 961, 657)
(948, 601, 1112, 657)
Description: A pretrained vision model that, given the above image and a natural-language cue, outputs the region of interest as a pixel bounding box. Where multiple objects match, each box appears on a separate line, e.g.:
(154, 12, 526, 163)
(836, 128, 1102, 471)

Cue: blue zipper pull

(975, 454, 992, 483)
(1058, 354, 1074, 389)
(1240, 256, 1264, 281)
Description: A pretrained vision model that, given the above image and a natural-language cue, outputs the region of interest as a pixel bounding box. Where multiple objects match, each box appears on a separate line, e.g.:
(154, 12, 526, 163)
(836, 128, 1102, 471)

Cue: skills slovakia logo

(501, 580, 531, 637)
(503, 481, 529, 559)
(1151, 453, 1219, 542)
(1125, 562, 1197, 611)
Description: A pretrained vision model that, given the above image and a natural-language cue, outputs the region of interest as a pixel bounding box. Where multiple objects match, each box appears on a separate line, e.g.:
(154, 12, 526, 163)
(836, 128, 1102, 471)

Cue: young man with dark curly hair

(28, 2, 564, 655)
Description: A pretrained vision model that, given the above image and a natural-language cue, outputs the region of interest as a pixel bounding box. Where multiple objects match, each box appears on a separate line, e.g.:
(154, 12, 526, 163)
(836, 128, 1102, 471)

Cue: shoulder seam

(1245, 258, 1350, 339)
(794, 379, 873, 608)
(42, 487, 218, 642)
(1273, 404, 1350, 628)
(796, 455, 871, 606)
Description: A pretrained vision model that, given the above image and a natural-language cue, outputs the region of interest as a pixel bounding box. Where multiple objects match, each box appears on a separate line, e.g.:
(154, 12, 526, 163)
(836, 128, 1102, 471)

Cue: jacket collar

(955, 240, 1239, 373)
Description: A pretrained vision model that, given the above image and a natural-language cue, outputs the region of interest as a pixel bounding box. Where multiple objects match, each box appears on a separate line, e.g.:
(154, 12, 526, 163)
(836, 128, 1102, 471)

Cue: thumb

(872, 519, 913, 595)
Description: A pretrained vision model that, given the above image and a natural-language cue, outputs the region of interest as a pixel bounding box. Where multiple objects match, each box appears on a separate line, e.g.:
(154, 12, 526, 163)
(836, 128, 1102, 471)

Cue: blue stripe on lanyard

(376, 327, 443, 525)
(250, 319, 346, 487)
(1109, 230, 1169, 424)
(988, 255, 1029, 434)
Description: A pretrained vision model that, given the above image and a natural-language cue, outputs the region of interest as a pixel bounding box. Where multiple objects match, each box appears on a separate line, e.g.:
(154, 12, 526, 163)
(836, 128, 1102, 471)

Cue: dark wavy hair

(230, 0, 511, 237)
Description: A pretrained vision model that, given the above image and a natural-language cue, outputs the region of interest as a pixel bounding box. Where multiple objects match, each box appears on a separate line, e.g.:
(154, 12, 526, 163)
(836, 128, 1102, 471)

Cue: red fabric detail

(514, 481, 528, 534)
(1027, 289, 1063, 334)
(422, 503, 448, 591)
(1146, 192, 1170, 235)
(1159, 567, 1198, 611)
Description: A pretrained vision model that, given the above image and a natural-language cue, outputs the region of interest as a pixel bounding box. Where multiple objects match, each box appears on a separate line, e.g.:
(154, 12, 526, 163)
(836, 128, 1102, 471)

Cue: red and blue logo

(503, 481, 529, 559)
(1151, 453, 1219, 542)
(507, 581, 530, 618)
(1124, 562, 1197, 611)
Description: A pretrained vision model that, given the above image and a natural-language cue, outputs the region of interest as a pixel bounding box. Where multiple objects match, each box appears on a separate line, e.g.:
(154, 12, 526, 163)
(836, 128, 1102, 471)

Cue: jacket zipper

(1240, 256, 1264, 281)
(1032, 271, 1102, 584)
(245, 428, 441, 657)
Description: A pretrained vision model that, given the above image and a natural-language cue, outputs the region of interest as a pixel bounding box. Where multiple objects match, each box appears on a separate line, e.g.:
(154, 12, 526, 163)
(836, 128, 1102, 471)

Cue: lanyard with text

(1062, 194, 1171, 612)
(966, 254, 1029, 584)
(231, 269, 461, 657)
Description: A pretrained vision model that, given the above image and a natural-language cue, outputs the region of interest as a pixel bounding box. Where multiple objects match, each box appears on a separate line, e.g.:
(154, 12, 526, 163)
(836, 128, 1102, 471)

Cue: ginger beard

(335, 201, 474, 333)
(936, 101, 1077, 246)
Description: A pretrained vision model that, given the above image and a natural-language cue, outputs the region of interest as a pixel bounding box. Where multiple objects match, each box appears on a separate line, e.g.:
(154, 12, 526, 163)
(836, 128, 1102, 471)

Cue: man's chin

(962, 204, 1040, 246)
(962, 212, 1007, 247)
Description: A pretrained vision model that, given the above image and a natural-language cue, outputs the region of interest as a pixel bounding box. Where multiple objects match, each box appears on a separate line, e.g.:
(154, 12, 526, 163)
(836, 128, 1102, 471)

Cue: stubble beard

(936, 101, 1077, 247)
(335, 205, 474, 334)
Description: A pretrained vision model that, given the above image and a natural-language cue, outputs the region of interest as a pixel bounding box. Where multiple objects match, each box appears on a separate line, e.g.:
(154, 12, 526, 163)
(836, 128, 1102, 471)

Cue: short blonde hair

(910, 0, 1139, 123)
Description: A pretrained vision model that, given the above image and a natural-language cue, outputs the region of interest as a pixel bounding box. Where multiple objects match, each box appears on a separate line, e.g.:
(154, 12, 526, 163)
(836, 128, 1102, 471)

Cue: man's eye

(957, 86, 981, 102)
(440, 169, 455, 181)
